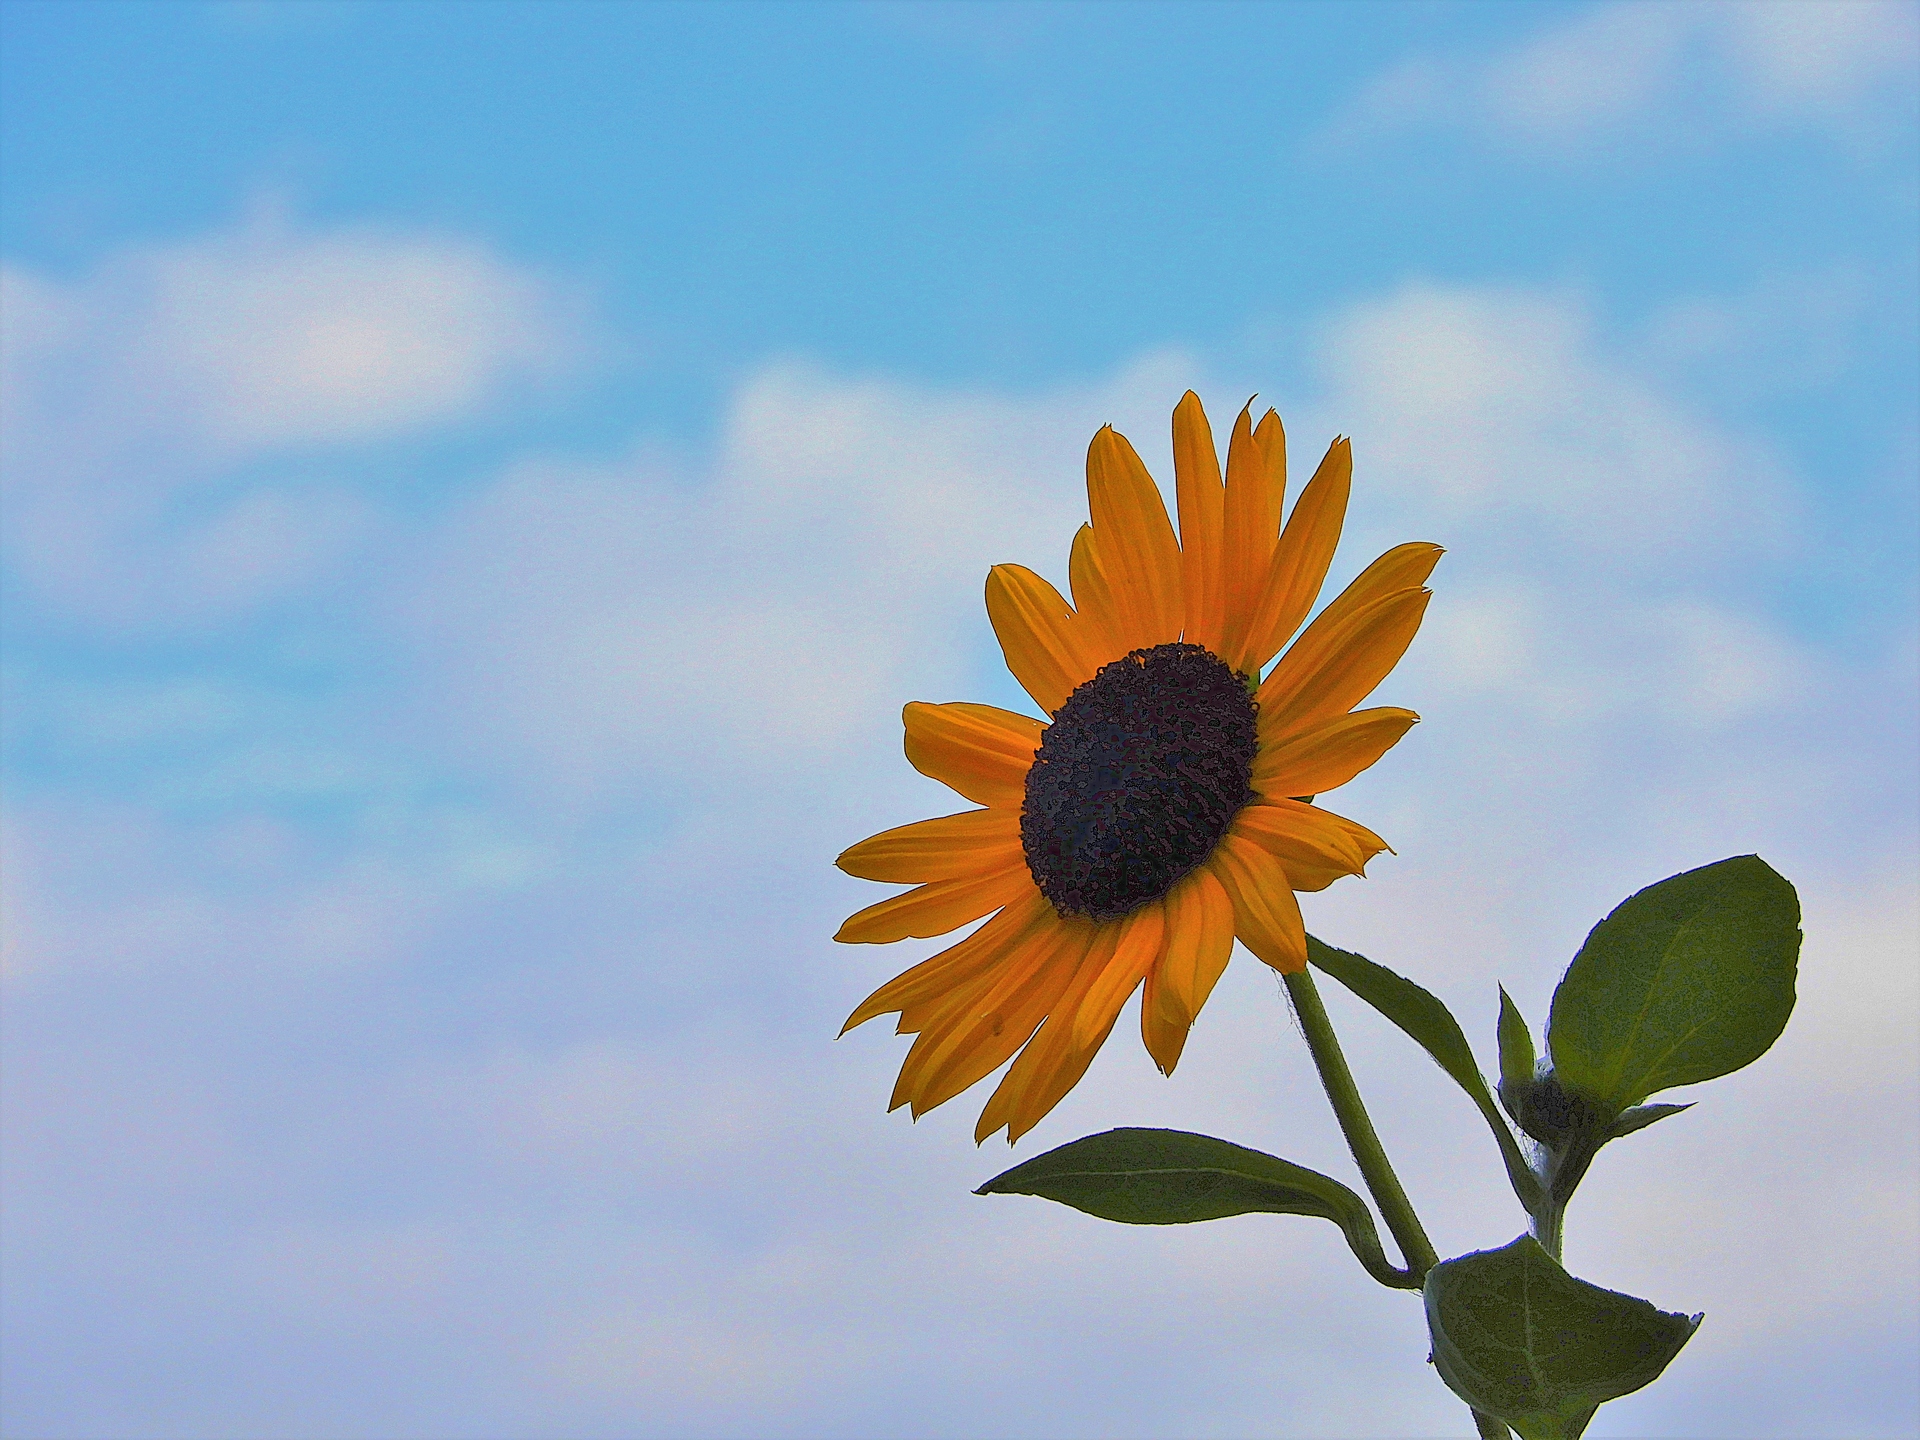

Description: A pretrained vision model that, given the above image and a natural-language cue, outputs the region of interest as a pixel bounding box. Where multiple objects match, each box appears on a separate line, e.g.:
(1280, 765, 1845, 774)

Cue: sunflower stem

(1282, 967, 1438, 1282)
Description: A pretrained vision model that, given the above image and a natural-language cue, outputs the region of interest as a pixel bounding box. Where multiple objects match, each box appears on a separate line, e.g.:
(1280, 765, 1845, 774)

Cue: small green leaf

(1496, 987, 1536, 1118)
(976, 1127, 1418, 1289)
(1425, 1235, 1702, 1439)
(1308, 936, 1542, 1210)
(1548, 856, 1800, 1112)
(1606, 1102, 1693, 1140)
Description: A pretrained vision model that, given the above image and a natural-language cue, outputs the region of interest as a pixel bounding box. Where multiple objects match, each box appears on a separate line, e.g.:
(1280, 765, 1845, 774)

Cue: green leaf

(1496, 987, 1537, 1119)
(1606, 1102, 1693, 1140)
(1548, 856, 1800, 1112)
(976, 1127, 1418, 1289)
(1307, 936, 1543, 1210)
(1425, 1235, 1702, 1439)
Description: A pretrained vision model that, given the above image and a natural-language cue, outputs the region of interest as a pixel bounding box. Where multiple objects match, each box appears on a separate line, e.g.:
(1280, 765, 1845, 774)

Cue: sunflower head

(836, 392, 1439, 1144)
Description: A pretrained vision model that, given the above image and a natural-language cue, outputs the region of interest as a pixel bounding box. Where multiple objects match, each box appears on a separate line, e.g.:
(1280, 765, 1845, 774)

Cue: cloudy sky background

(2, 2, 1915, 1436)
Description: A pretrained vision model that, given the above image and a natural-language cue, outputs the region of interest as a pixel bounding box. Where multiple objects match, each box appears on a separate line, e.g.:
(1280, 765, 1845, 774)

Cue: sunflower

(835, 391, 1438, 1144)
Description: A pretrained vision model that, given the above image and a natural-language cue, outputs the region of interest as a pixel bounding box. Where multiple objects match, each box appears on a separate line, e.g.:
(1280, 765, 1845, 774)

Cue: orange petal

(1259, 588, 1430, 736)
(1210, 833, 1308, 974)
(1252, 707, 1419, 802)
(1086, 426, 1183, 651)
(1242, 437, 1352, 669)
(1239, 804, 1391, 894)
(1140, 865, 1235, 1075)
(1005, 907, 1158, 1144)
(1279, 541, 1442, 672)
(902, 701, 1042, 809)
(974, 924, 1111, 1143)
(975, 903, 1163, 1144)
(836, 808, 1025, 884)
(1067, 524, 1127, 668)
(986, 564, 1104, 716)
(895, 914, 1091, 1116)
(1172, 392, 1227, 654)
(1072, 899, 1163, 1048)
(1351, 540, 1444, 598)
(833, 863, 1037, 944)
(1229, 799, 1371, 880)
(841, 886, 1054, 1033)
(1219, 405, 1286, 673)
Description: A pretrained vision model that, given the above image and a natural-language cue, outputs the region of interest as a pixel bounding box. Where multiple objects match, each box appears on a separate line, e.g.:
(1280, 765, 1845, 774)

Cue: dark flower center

(1021, 642, 1257, 921)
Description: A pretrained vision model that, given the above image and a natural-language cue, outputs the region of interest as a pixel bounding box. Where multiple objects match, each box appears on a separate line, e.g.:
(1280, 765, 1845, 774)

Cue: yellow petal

(1242, 437, 1352, 669)
(1172, 392, 1227, 654)
(1259, 588, 1430, 735)
(1067, 523, 1127, 668)
(1252, 707, 1418, 802)
(841, 886, 1054, 1033)
(833, 862, 1037, 944)
(985, 564, 1104, 716)
(1140, 865, 1235, 1075)
(836, 808, 1025, 884)
(1086, 426, 1183, 651)
(1210, 833, 1308, 973)
(902, 701, 1042, 809)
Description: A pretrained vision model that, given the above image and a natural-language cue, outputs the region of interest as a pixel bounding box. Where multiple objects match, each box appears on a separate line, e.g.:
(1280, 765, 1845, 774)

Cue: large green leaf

(1307, 936, 1543, 1210)
(1424, 1235, 1701, 1439)
(976, 1127, 1418, 1289)
(1547, 856, 1799, 1112)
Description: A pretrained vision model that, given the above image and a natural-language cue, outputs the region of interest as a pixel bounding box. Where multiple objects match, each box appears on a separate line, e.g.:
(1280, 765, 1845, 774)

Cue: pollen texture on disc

(1020, 642, 1257, 920)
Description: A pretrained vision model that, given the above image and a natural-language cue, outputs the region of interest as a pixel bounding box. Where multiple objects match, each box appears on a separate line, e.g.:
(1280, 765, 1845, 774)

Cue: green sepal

(1496, 987, 1536, 1122)
(1424, 1235, 1702, 1438)
(1307, 936, 1543, 1211)
(1605, 1102, 1693, 1140)
(976, 1126, 1419, 1289)
(1547, 856, 1799, 1114)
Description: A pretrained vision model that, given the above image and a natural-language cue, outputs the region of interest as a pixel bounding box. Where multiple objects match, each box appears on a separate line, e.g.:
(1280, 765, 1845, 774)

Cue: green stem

(1532, 1201, 1564, 1263)
(1282, 967, 1437, 1279)
(1282, 969, 1505, 1439)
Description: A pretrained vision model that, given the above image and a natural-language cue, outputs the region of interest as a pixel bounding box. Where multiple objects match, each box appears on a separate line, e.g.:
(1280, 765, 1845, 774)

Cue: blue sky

(2, 2, 1916, 1436)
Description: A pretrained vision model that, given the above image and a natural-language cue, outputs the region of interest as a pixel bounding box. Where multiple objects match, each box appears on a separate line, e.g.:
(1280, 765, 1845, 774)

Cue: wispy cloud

(0, 204, 586, 630)
(1321, 0, 1919, 159)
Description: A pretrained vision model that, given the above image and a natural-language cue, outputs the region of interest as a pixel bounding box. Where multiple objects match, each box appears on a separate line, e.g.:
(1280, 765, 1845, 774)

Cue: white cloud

(394, 353, 1197, 806)
(1307, 280, 1816, 742)
(1638, 264, 1880, 399)
(1717, 0, 1920, 117)
(1319, 281, 1791, 561)
(5, 290, 1912, 1433)
(1325, 0, 1919, 157)
(0, 207, 585, 630)
(2, 204, 579, 461)
(0, 798, 443, 987)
